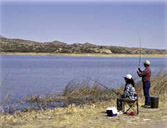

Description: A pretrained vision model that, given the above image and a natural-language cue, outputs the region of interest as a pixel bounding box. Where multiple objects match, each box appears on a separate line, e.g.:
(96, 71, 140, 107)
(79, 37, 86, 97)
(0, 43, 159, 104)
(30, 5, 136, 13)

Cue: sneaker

(144, 105, 150, 108)
(117, 111, 123, 115)
(141, 105, 150, 108)
(141, 105, 145, 107)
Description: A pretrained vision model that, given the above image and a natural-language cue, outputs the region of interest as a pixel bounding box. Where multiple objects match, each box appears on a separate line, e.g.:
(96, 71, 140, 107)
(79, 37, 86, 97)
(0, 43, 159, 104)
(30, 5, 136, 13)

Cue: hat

(144, 60, 150, 65)
(125, 74, 132, 80)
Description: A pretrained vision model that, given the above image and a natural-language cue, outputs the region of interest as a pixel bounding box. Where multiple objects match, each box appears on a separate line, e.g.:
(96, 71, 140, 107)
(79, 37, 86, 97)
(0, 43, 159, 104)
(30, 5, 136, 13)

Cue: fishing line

(80, 74, 109, 89)
(80, 74, 120, 95)
(1, 72, 9, 86)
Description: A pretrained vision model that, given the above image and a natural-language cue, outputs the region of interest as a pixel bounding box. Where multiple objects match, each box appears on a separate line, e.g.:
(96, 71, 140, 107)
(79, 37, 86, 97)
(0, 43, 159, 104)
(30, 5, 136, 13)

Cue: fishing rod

(80, 74, 120, 95)
(137, 33, 142, 72)
(137, 33, 142, 69)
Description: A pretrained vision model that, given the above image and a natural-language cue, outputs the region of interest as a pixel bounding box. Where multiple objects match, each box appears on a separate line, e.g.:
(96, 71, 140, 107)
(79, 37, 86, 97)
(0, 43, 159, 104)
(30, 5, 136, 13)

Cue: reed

(0, 80, 118, 113)
(63, 81, 117, 106)
(0, 72, 166, 114)
(0, 73, 167, 128)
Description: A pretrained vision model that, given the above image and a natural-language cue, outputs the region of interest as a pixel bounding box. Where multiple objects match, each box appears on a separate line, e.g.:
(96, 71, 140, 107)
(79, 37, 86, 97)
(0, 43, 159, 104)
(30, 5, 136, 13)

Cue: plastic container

(106, 107, 117, 117)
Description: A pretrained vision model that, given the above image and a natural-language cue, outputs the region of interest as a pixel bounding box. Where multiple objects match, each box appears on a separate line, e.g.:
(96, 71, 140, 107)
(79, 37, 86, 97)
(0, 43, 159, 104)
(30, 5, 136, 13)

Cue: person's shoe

(141, 105, 150, 108)
(144, 105, 150, 108)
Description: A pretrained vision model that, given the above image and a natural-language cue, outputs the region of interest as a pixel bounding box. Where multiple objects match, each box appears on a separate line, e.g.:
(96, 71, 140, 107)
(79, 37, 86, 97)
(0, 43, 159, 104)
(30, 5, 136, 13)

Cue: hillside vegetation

(0, 36, 167, 54)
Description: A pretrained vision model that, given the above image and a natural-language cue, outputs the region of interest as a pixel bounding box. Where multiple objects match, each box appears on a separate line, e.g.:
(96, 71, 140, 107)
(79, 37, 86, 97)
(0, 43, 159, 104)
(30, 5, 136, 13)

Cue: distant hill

(0, 35, 5, 38)
(0, 36, 167, 54)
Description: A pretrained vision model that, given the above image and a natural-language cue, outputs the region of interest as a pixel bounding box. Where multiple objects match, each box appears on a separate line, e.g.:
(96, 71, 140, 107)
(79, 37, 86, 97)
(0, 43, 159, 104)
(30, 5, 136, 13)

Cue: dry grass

(0, 73, 167, 128)
(63, 81, 118, 105)
(0, 52, 167, 57)
(9, 81, 118, 112)
(0, 100, 166, 128)
(0, 81, 118, 113)
(136, 72, 167, 103)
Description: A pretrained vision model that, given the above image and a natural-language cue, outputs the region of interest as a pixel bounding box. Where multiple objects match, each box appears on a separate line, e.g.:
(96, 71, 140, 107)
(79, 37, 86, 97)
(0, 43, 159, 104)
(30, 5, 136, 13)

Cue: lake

(0, 55, 167, 103)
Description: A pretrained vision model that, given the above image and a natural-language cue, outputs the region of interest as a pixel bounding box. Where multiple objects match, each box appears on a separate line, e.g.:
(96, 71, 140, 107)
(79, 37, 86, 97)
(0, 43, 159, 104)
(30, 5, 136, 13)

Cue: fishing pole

(137, 33, 142, 69)
(80, 74, 120, 95)
(137, 33, 142, 72)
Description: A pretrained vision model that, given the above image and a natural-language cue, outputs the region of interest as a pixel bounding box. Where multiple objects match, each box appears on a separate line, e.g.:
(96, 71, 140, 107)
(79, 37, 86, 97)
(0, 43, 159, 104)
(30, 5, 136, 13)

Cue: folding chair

(121, 98, 139, 114)
(117, 90, 139, 115)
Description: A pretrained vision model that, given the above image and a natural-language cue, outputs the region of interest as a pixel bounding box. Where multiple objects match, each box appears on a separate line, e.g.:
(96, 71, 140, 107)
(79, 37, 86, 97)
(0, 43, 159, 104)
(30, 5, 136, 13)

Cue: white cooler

(106, 107, 117, 117)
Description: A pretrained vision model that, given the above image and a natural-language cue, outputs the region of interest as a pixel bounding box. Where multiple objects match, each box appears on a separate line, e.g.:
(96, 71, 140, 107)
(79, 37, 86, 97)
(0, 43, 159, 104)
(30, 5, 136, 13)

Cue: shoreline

(0, 73, 167, 128)
(0, 52, 167, 57)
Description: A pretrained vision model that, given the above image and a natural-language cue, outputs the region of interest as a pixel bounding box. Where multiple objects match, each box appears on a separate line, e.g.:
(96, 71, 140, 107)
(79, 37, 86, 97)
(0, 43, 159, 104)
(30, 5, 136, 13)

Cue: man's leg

(143, 81, 151, 106)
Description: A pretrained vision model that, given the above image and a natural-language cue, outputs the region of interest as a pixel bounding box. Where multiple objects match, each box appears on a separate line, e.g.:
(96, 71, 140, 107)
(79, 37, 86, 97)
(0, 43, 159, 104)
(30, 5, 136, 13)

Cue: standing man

(137, 60, 151, 108)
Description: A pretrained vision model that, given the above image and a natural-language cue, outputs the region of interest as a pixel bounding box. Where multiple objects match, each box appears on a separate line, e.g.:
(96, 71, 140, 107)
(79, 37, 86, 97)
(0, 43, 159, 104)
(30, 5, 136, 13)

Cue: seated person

(117, 74, 137, 111)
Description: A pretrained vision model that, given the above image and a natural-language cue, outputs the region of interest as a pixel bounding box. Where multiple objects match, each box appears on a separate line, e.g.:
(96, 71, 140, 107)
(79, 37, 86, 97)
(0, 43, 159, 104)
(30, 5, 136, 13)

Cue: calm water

(0, 55, 167, 103)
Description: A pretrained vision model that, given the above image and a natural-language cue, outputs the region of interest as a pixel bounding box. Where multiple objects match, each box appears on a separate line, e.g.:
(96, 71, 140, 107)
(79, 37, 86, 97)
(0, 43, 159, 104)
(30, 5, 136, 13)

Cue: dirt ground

(0, 100, 167, 128)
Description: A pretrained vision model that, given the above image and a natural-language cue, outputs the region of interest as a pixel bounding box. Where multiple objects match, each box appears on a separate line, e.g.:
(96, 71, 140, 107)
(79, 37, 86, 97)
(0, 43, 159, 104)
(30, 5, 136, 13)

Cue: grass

(63, 81, 118, 105)
(136, 72, 167, 103)
(4, 81, 118, 112)
(0, 101, 167, 128)
(0, 73, 167, 128)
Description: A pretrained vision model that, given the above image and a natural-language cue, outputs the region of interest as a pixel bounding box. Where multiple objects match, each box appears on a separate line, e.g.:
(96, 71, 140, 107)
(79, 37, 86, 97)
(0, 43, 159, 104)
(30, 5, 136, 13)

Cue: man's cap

(144, 60, 150, 65)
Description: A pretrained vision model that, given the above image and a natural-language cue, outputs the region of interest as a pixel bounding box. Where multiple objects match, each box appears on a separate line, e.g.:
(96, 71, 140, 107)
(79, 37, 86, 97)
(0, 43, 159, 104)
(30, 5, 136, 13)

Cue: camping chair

(121, 98, 139, 114)
(117, 90, 139, 115)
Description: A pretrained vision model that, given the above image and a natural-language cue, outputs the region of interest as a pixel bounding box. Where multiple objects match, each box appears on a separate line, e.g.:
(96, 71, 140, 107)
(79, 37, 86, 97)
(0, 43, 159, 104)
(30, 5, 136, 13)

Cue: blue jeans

(143, 81, 151, 105)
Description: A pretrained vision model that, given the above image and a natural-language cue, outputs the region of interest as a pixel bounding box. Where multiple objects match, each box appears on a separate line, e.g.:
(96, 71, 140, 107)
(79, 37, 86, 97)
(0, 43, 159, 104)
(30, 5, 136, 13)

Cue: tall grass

(0, 72, 166, 114)
(63, 81, 118, 106)
(135, 72, 167, 102)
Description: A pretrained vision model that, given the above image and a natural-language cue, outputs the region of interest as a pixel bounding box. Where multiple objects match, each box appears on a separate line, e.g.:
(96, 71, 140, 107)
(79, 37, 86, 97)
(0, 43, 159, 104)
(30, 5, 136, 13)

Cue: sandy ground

(0, 100, 167, 128)
(0, 52, 167, 57)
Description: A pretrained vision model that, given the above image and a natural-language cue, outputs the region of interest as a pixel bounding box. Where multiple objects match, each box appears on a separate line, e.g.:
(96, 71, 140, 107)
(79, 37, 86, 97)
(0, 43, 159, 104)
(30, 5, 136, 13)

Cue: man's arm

(137, 69, 148, 77)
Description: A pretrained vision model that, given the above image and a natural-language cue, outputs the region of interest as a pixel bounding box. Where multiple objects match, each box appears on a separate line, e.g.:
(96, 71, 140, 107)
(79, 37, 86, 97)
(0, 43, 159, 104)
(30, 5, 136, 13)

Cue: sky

(0, 0, 167, 49)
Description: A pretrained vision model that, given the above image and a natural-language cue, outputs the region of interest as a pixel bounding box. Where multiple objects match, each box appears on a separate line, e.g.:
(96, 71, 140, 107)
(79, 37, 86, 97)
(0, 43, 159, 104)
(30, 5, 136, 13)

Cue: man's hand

(137, 69, 140, 73)
(138, 68, 142, 72)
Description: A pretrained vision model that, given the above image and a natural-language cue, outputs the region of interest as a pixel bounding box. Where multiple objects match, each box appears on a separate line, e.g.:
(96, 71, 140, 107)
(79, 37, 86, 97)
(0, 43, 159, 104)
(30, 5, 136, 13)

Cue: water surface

(0, 55, 166, 102)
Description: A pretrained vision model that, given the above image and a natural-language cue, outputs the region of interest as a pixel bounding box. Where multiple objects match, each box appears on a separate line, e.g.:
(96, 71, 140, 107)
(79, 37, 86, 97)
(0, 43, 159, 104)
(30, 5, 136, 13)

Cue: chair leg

(125, 103, 134, 113)
(122, 102, 125, 113)
(136, 101, 139, 114)
(124, 102, 139, 115)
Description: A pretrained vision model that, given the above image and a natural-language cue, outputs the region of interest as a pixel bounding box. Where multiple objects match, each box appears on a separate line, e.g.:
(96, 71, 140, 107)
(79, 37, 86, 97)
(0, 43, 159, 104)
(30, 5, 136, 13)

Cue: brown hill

(0, 36, 167, 54)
